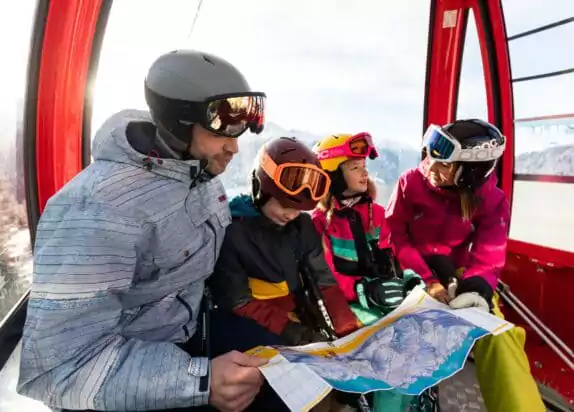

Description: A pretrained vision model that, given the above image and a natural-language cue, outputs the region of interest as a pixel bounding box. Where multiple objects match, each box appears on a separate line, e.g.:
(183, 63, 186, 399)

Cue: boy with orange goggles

(211, 137, 358, 342)
(258, 145, 331, 207)
(209, 136, 361, 410)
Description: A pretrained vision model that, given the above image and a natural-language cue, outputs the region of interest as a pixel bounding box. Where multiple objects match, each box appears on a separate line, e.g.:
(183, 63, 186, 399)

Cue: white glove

(449, 292, 489, 312)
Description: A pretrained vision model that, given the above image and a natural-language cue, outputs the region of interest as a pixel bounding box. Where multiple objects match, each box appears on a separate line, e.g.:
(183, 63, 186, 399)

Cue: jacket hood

(229, 194, 261, 218)
(91, 109, 204, 185)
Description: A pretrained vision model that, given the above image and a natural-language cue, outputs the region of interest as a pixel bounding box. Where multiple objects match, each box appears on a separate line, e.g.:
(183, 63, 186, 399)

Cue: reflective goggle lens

(278, 166, 329, 198)
(425, 128, 456, 160)
(349, 137, 370, 155)
(205, 95, 265, 137)
(349, 133, 378, 159)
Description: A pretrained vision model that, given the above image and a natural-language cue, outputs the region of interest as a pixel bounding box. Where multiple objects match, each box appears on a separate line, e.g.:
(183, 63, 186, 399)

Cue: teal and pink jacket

(385, 159, 510, 290)
(311, 181, 391, 302)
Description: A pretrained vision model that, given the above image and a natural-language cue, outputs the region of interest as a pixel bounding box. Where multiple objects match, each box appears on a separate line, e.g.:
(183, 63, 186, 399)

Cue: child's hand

(427, 282, 451, 304)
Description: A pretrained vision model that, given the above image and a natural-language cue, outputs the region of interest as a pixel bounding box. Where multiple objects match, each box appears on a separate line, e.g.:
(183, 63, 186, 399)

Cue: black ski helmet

(440, 119, 506, 190)
(144, 50, 265, 155)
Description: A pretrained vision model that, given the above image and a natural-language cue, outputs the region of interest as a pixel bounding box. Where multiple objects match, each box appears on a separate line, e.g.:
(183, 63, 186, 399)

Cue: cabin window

(503, 0, 574, 253)
(91, 0, 431, 206)
(457, 10, 488, 120)
(0, 1, 35, 324)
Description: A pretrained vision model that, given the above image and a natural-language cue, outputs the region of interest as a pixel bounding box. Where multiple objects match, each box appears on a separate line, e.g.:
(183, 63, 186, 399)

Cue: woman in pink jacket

(386, 119, 507, 307)
(386, 118, 545, 412)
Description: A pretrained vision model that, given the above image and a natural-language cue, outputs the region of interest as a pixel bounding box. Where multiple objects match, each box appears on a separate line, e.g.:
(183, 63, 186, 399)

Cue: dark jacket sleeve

(299, 214, 360, 336)
(209, 224, 292, 335)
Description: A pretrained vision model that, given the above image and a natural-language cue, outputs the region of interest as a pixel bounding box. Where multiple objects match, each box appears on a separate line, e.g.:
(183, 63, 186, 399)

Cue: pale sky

(1, 0, 573, 152)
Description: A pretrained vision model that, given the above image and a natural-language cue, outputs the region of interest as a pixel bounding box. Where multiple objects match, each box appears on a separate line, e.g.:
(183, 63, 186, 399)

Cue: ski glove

(280, 322, 329, 346)
(356, 277, 405, 313)
(449, 293, 490, 312)
(448, 276, 493, 312)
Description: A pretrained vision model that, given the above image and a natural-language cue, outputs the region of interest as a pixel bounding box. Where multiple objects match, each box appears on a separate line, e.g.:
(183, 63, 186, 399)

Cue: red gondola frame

(1, 0, 573, 404)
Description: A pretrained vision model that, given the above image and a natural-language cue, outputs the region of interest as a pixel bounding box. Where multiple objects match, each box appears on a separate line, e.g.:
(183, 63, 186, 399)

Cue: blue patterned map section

(279, 308, 489, 396)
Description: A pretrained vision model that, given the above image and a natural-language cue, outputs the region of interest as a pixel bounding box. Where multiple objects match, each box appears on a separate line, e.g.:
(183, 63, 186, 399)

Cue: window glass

(511, 115, 574, 252)
(0, 1, 35, 322)
(457, 10, 488, 120)
(508, 22, 574, 80)
(514, 115, 574, 173)
(509, 181, 574, 252)
(513, 74, 574, 119)
(91, 0, 431, 206)
(503, 0, 574, 252)
(502, 0, 574, 36)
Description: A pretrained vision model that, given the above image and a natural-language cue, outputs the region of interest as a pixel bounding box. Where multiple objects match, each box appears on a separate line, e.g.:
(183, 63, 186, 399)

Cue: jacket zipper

(205, 219, 217, 264)
(176, 294, 193, 340)
(176, 218, 216, 341)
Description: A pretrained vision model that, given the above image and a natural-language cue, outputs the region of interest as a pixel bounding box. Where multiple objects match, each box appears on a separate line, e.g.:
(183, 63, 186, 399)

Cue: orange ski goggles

(260, 150, 331, 200)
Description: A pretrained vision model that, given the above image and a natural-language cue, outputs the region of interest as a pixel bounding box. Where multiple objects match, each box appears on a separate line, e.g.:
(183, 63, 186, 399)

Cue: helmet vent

(280, 148, 296, 155)
(202, 55, 215, 65)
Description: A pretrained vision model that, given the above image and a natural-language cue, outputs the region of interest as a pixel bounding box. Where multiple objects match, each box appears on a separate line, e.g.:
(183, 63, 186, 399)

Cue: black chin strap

(153, 117, 190, 157)
(153, 121, 213, 188)
(189, 158, 210, 189)
(154, 130, 184, 160)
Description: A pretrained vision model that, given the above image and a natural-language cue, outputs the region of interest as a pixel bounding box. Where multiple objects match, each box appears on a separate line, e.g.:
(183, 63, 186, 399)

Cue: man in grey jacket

(17, 50, 277, 412)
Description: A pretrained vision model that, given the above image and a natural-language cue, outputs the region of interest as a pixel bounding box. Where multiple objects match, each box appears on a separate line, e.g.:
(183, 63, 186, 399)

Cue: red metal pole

(36, 0, 103, 212)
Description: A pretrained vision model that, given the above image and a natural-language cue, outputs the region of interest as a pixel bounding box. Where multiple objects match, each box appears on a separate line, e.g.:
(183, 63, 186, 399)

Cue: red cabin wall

(502, 247, 574, 402)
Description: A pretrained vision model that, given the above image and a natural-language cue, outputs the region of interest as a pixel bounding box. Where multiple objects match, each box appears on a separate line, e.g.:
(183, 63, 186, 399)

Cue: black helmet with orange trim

(423, 119, 506, 189)
(252, 137, 331, 211)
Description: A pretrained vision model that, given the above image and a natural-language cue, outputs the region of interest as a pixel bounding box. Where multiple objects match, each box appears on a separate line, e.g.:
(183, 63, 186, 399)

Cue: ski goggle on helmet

(259, 148, 331, 201)
(423, 123, 506, 163)
(203, 92, 266, 137)
(315, 132, 379, 162)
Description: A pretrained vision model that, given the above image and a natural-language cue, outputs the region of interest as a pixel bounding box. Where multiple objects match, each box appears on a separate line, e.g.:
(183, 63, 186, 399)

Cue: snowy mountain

(219, 121, 421, 201)
(515, 144, 574, 176)
(514, 124, 574, 155)
(221, 121, 574, 207)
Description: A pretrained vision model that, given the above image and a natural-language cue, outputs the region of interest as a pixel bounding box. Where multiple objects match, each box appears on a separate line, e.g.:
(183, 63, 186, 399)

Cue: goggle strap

(260, 150, 278, 181)
(318, 133, 376, 160)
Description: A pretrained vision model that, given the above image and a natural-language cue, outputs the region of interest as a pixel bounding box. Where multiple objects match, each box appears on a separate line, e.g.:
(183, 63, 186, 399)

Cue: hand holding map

(248, 286, 514, 411)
